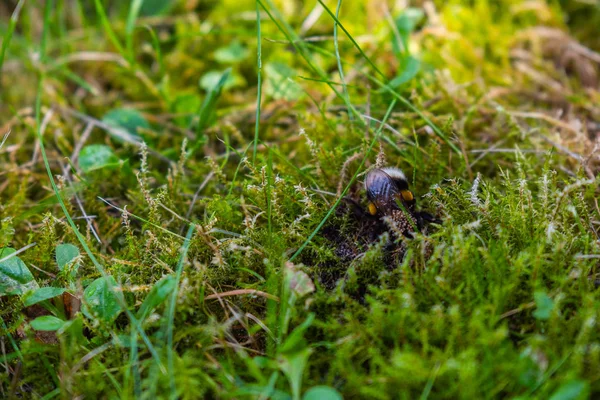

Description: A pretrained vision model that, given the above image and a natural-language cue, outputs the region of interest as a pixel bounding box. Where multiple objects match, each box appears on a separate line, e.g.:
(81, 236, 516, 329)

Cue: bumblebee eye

(368, 202, 378, 215)
(400, 190, 414, 201)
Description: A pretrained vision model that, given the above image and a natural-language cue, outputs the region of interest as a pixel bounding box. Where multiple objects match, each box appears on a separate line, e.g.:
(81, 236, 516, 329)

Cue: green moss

(0, 0, 599, 398)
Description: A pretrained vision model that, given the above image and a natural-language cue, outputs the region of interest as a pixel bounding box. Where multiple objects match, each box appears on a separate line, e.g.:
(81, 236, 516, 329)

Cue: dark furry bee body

(363, 167, 435, 238)
(365, 167, 415, 214)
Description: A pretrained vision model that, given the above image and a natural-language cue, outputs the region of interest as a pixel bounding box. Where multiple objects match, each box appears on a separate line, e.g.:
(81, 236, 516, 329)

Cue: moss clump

(0, 0, 599, 398)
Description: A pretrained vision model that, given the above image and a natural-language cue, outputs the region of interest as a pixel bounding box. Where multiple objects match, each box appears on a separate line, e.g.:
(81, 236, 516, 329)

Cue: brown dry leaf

(63, 292, 81, 320)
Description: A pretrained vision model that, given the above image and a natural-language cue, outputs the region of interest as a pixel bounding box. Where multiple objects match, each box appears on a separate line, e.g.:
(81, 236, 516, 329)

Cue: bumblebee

(363, 167, 436, 237)
(365, 167, 415, 216)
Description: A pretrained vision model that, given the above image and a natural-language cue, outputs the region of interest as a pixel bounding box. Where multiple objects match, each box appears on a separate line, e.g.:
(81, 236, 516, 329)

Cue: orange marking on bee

(368, 203, 378, 215)
(400, 190, 414, 201)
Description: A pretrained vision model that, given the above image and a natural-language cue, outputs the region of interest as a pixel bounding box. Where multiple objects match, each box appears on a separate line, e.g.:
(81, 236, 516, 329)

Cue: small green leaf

(82, 276, 122, 323)
(549, 380, 588, 400)
(137, 276, 176, 321)
(30, 315, 65, 331)
(277, 314, 316, 399)
(171, 93, 202, 127)
(214, 40, 249, 64)
(303, 386, 343, 400)
(196, 68, 231, 136)
(533, 291, 554, 320)
(57, 315, 86, 343)
(112, 334, 136, 348)
(140, 0, 173, 16)
(56, 243, 80, 271)
(264, 62, 303, 101)
(231, 385, 291, 400)
(0, 247, 37, 296)
(396, 8, 424, 35)
(200, 70, 245, 92)
(392, 8, 424, 58)
(279, 313, 315, 355)
(253, 356, 271, 369)
(279, 348, 312, 400)
(102, 108, 149, 141)
(389, 56, 420, 88)
(22, 287, 66, 307)
(78, 145, 120, 173)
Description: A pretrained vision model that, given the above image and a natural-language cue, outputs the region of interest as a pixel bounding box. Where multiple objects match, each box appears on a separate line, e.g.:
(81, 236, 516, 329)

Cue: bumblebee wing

(365, 169, 400, 212)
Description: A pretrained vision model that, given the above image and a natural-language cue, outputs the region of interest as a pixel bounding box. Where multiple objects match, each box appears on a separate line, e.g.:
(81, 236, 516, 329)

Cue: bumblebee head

(364, 167, 415, 216)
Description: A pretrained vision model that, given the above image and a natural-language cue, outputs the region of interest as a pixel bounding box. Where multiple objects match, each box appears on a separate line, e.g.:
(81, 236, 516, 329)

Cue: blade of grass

(195, 68, 232, 142)
(73, 0, 87, 30)
(374, 75, 461, 155)
(36, 0, 164, 373)
(333, 0, 352, 120)
(93, 0, 126, 57)
(125, 327, 141, 398)
(419, 362, 441, 400)
(527, 349, 574, 396)
(227, 142, 254, 197)
(298, 75, 360, 88)
(316, 0, 384, 78)
(258, 0, 363, 128)
(253, 1, 263, 163)
(126, 0, 144, 63)
(261, 0, 458, 160)
(301, 34, 461, 156)
(41, 354, 60, 386)
(57, 67, 99, 95)
(266, 149, 273, 245)
(0, 317, 23, 363)
(40, 388, 61, 400)
(0, 0, 25, 85)
(165, 224, 196, 400)
(226, 138, 319, 200)
(93, 357, 123, 396)
(144, 25, 166, 81)
(315, 0, 461, 156)
(269, 146, 319, 187)
(290, 98, 397, 261)
(261, 0, 460, 157)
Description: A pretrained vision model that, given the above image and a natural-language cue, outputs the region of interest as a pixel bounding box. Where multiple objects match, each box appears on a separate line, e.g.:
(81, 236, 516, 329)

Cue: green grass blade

(374, 76, 461, 155)
(333, 0, 351, 120)
(165, 224, 196, 400)
(126, 0, 144, 63)
(144, 25, 166, 79)
(316, 0, 384, 78)
(36, 0, 164, 373)
(40, 388, 61, 400)
(0, 317, 23, 362)
(0, 0, 25, 83)
(196, 68, 231, 140)
(93, 0, 126, 57)
(315, 0, 462, 156)
(260, 0, 458, 160)
(253, 0, 263, 163)
(258, 0, 363, 127)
